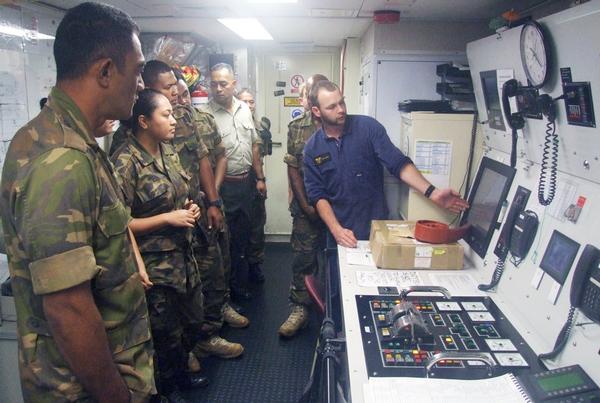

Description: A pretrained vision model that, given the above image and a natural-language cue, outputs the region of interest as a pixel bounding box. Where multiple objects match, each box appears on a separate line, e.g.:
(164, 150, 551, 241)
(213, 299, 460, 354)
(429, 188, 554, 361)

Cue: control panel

(356, 293, 543, 379)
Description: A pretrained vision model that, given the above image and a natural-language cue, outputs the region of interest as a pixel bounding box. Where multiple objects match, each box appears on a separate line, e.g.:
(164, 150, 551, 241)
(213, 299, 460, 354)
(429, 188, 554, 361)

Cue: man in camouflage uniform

(176, 75, 248, 318)
(236, 88, 269, 284)
(111, 110, 208, 400)
(169, 74, 248, 360)
(0, 3, 155, 401)
(279, 74, 329, 338)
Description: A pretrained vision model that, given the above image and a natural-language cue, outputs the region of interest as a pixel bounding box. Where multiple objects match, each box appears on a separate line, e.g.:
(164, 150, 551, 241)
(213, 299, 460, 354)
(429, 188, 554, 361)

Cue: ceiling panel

(35, 0, 560, 47)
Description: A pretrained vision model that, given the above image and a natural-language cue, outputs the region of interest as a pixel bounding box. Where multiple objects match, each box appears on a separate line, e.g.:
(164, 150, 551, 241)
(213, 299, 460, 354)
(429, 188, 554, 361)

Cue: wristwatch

(207, 198, 223, 208)
(424, 184, 436, 199)
(256, 176, 266, 183)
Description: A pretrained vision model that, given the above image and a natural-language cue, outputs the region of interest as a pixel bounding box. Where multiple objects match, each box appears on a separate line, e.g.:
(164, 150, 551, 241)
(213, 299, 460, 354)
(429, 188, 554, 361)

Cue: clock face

(520, 22, 549, 88)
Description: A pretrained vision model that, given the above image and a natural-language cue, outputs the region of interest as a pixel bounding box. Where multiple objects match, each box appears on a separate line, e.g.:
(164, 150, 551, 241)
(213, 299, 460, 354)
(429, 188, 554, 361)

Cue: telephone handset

(570, 244, 600, 320)
(501, 78, 560, 206)
(501, 79, 524, 168)
(539, 244, 600, 362)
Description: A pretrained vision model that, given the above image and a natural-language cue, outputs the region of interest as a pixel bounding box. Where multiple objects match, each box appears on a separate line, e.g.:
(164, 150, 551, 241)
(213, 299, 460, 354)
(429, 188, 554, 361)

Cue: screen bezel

(460, 157, 516, 258)
(479, 70, 506, 131)
(540, 230, 581, 285)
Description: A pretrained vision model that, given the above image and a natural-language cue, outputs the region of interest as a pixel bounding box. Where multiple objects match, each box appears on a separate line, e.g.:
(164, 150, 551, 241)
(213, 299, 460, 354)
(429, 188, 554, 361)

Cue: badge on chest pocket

(314, 153, 331, 166)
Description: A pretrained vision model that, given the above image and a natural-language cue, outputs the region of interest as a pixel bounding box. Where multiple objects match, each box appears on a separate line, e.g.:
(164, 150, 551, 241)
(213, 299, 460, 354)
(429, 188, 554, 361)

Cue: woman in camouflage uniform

(111, 89, 207, 402)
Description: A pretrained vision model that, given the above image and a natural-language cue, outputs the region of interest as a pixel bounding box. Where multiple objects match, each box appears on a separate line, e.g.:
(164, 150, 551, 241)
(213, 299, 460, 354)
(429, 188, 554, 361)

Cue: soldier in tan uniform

(201, 64, 266, 301)
(279, 74, 329, 338)
(111, 89, 208, 403)
(0, 3, 155, 402)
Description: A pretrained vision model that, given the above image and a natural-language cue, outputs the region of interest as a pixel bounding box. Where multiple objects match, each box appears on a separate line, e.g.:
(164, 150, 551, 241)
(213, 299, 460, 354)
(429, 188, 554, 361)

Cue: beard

(321, 112, 346, 127)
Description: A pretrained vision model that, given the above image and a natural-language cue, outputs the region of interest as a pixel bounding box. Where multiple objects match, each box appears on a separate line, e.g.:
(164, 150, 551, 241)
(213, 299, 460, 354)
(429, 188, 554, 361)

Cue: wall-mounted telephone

(480, 186, 537, 291)
(509, 210, 539, 262)
(539, 244, 600, 361)
(501, 78, 560, 206)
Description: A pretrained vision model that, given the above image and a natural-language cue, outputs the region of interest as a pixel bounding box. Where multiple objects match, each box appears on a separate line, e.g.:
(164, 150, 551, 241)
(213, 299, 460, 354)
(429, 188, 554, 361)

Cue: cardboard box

(369, 220, 464, 270)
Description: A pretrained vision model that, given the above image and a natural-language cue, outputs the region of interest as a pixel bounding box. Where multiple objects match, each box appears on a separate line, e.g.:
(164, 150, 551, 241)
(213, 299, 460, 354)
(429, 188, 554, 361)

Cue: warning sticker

(290, 74, 305, 89)
(284, 96, 302, 107)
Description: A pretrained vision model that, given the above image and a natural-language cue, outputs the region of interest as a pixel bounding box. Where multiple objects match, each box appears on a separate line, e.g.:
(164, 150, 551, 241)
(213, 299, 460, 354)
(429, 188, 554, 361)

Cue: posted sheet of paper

(355, 271, 423, 288)
(344, 241, 375, 266)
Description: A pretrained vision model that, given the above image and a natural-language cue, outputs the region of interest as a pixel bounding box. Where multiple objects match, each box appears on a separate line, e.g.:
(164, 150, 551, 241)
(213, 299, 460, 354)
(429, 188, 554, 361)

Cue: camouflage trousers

(289, 214, 325, 305)
(193, 227, 230, 337)
(248, 192, 266, 266)
(146, 284, 204, 395)
(219, 223, 232, 300)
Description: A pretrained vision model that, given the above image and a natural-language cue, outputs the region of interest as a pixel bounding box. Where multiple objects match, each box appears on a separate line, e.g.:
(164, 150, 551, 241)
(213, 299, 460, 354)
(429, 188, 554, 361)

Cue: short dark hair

(306, 74, 329, 107)
(54, 2, 139, 81)
(309, 80, 340, 108)
(172, 67, 184, 82)
(210, 63, 234, 76)
(122, 89, 165, 134)
(237, 88, 254, 98)
(142, 60, 174, 88)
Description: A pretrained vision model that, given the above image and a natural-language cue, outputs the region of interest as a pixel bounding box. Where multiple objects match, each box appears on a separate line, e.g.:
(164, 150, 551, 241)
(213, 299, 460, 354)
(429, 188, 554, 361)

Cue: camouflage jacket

(0, 87, 155, 402)
(192, 107, 225, 171)
(284, 110, 317, 174)
(111, 136, 199, 293)
(170, 104, 209, 202)
(284, 111, 318, 216)
(254, 117, 272, 157)
(108, 123, 130, 157)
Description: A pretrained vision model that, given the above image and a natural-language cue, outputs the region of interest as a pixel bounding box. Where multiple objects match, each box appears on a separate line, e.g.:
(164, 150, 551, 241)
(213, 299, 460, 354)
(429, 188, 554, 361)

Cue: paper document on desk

(345, 241, 375, 266)
(423, 272, 485, 296)
(363, 373, 530, 403)
(356, 270, 423, 288)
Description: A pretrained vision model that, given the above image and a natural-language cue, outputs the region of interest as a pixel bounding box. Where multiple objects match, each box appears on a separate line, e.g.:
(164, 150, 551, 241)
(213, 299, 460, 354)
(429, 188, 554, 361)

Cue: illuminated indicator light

(378, 314, 385, 321)
(412, 350, 419, 355)
(446, 337, 452, 342)
(382, 328, 390, 336)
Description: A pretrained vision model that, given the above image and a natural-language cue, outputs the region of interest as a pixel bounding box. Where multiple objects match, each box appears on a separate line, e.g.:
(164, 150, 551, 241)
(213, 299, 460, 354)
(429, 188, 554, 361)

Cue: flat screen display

(468, 169, 508, 237)
(461, 157, 516, 258)
(538, 372, 585, 393)
(480, 70, 506, 131)
(540, 230, 580, 285)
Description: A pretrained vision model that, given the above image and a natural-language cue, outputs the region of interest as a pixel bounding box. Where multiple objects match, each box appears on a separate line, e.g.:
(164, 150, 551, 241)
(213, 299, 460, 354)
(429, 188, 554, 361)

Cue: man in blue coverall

(303, 80, 469, 247)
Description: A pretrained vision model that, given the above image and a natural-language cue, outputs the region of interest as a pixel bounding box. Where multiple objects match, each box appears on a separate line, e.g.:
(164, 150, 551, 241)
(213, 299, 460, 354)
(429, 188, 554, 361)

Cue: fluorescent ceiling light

(218, 18, 273, 40)
(0, 24, 54, 40)
(247, 0, 297, 3)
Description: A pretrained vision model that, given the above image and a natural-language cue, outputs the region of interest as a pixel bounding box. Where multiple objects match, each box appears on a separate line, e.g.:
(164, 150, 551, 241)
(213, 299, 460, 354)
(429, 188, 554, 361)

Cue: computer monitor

(461, 157, 516, 258)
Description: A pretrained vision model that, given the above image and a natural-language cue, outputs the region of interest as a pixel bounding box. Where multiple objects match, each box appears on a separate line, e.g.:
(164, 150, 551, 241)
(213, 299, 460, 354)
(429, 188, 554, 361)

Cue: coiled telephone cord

(538, 120, 558, 206)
